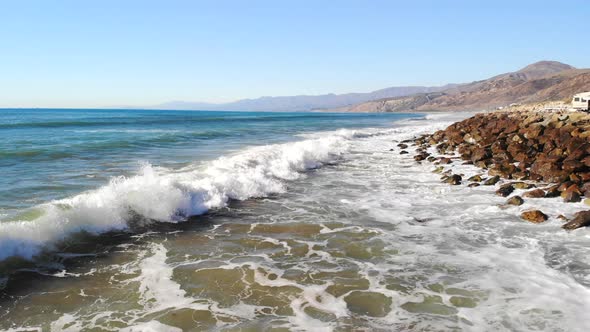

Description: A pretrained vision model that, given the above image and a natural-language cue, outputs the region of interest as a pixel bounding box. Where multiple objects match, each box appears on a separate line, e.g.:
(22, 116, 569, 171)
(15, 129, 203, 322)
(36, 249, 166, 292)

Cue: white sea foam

(0, 130, 354, 261)
(134, 243, 193, 311)
(119, 321, 182, 332)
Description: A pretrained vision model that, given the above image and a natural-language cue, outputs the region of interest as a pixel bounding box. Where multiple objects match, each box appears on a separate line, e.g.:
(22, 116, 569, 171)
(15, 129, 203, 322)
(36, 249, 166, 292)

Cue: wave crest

(0, 131, 354, 261)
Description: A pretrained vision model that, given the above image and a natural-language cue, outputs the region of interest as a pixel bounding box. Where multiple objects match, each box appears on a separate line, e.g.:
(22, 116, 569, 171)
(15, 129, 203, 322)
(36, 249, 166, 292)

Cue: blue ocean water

(0, 109, 418, 221)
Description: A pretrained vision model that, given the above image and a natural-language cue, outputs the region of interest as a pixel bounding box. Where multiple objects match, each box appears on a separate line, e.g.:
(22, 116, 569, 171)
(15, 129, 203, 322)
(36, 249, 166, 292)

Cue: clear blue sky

(0, 0, 588, 108)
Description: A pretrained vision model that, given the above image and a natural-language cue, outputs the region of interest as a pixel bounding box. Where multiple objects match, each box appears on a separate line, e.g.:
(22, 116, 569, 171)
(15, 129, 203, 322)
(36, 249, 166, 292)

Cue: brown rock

(561, 184, 582, 203)
(558, 181, 573, 192)
(444, 174, 462, 185)
(523, 124, 544, 139)
(397, 143, 409, 149)
(414, 153, 429, 162)
(565, 138, 586, 156)
(483, 175, 500, 185)
(432, 166, 444, 173)
(562, 160, 586, 173)
(468, 183, 480, 188)
(511, 134, 524, 144)
(521, 210, 548, 223)
(530, 160, 569, 183)
(491, 140, 507, 155)
(578, 172, 590, 182)
(523, 189, 545, 198)
(544, 185, 561, 198)
(496, 184, 515, 197)
(511, 171, 529, 180)
(570, 173, 582, 183)
(474, 159, 492, 169)
(548, 148, 565, 158)
(562, 211, 590, 230)
(471, 147, 491, 163)
(506, 196, 524, 206)
(439, 157, 452, 164)
(512, 182, 535, 189)
(468, 175, 483, 182)
(400, 150, 408, 155)
(488, 162, 517, 179)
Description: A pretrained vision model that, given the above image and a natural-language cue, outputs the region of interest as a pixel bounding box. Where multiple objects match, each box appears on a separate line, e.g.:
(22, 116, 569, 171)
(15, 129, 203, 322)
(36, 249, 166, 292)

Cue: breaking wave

(0, 129, 360, 262)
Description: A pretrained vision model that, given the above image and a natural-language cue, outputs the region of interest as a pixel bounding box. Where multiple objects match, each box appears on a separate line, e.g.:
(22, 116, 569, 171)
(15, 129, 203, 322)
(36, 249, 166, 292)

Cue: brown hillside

(328, 61, 590, 113)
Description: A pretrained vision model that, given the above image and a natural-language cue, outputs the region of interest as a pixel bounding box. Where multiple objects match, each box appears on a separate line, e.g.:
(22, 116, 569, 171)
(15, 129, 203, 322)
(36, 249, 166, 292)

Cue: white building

(572, 92, 590, 111)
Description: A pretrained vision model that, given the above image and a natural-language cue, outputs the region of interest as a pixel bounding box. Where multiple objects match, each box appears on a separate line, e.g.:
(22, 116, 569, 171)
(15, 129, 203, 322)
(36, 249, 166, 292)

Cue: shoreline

(401, 107, 590, 229)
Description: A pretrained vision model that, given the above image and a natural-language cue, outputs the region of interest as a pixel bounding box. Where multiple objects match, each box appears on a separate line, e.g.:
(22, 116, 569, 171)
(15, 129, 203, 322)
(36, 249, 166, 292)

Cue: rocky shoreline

(402, 109, 590, 230)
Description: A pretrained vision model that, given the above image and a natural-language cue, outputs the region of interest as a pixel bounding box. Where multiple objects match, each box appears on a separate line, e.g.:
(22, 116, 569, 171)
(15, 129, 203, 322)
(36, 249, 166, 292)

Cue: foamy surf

(0, 130, 358, 262)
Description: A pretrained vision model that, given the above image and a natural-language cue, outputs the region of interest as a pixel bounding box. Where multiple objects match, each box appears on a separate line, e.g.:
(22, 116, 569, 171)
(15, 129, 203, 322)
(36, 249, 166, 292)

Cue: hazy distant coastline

(135, 61, 589, 114)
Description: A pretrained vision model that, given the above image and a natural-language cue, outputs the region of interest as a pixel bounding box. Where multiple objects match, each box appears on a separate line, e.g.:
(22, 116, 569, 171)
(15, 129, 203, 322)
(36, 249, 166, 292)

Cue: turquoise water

(0, 109, 417, 219)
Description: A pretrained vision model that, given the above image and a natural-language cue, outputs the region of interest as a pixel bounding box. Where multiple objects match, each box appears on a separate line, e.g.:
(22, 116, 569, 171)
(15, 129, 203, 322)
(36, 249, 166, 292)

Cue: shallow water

(1, 111, 590, 331)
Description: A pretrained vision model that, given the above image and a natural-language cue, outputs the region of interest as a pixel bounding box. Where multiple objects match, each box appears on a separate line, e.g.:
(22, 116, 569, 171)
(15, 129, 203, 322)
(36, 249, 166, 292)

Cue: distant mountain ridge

(149, 85, 456, 112)
(326, 61, 590, 113)
(146, 60, 588, 113)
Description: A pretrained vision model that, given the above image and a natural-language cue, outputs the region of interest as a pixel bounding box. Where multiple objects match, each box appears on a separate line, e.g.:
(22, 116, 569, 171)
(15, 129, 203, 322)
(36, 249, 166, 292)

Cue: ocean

(1, 109, 590, 331)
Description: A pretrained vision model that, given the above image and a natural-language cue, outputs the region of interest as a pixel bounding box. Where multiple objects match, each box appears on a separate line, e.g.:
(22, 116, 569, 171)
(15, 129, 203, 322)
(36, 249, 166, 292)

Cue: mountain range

(147, 61, 589, 112)
(149, 85, 456, 112)
(324, 61, 590, 112)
